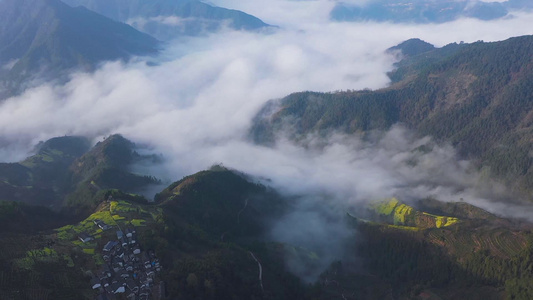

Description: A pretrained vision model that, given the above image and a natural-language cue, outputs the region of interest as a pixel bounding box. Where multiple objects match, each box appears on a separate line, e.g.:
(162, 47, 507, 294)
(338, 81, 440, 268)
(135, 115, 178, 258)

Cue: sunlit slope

(371, 198, 459, 229)
(364, 198, 529, 260)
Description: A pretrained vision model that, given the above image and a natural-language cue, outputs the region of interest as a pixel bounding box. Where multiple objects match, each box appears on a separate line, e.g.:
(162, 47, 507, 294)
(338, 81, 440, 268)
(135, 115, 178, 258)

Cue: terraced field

(54, 200, 162, 266)
(368, 198, 530, 264)
(423, 222, 528, 260)
(371, 198, 459, 228)
(56, 200, 161, 241)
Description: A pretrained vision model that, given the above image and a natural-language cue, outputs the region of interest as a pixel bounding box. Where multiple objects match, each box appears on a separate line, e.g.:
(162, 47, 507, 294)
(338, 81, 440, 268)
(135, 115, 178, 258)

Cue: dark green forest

(251, 35, 533, 196)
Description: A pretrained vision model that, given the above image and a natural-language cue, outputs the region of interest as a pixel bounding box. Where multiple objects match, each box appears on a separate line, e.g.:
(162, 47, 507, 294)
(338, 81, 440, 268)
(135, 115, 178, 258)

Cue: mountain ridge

(61, 0, 271, 40)
(0, 0, 159, 98)
(250, 35, 533, 196)
(331, 0, 533, 24)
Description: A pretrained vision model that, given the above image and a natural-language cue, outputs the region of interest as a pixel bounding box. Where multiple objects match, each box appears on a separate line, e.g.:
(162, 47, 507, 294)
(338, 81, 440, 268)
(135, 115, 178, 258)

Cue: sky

(1, 0, 533, 279)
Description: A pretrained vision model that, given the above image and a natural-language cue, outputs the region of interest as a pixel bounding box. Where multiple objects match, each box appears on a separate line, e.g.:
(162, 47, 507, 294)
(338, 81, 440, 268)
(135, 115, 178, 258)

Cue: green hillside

(251, 35, 533, 196)
(65, 134, 160, 215)
(0, 134, 159, 217)
(155, 166, 286, 240)
(347, 197, 533, 299)
(3, 161, 533, 299)
(0, 136, 90, 208)
(0, 167, 307, 299)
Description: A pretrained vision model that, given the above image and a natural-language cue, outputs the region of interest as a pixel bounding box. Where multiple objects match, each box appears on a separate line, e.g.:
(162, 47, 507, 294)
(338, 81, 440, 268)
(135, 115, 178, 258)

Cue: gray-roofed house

(78, 232, 93, 243)
(125, 227, 133, 238)
(91, 278, 101, 289)
(111, 282, 125, 294)
(94, 219, 112, 230)
(103, 240, 119, 252)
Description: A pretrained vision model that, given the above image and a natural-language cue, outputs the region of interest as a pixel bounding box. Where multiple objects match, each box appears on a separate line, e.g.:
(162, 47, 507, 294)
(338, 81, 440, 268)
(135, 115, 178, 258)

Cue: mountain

(330, 0, 533, 24)
(155, 166, 287, 240)
(0, 134, 159, 215)
(64, 134, 160, 214)
(61, 0, 271, 41)
(0, 136, 91, 208)
(251, 35, 533, 196)
(0, 0, 159, 98)
(387, 38, 435, 58)
(0, 166, 307, 299)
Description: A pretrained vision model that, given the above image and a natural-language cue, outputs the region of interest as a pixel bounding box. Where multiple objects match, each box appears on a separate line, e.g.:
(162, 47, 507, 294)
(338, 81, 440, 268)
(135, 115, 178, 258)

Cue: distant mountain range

(331, 0, 533, 23)
(0, 0, 159, 99)
(61, 0, 271, 41)
(0, 0, 270, 98)
(251, 35, 533, 196)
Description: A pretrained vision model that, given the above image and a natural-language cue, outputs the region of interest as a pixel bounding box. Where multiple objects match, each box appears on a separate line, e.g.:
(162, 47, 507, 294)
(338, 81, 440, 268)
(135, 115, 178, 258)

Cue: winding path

(237, 198, 249, 224)
(249, 251, 264, 293)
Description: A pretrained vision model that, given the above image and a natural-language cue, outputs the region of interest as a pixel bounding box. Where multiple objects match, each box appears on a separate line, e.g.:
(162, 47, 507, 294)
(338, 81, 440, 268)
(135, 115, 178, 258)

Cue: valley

(0, 1, 532, 299)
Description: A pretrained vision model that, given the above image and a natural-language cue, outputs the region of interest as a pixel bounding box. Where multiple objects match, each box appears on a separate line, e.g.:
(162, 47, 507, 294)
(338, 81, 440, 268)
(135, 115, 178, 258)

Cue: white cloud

(1, 59, 18, 71)
(0, 6, 532, 185)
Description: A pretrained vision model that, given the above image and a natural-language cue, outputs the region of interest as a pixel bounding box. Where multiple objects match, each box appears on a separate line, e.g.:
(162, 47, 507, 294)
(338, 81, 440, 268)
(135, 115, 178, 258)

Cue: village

(79, 218, 165, 300)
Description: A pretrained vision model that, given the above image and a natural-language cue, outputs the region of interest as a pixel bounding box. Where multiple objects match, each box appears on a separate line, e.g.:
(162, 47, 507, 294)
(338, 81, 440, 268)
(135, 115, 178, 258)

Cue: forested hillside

(251, 35, 533, 196)
(0, 135, 158, 216)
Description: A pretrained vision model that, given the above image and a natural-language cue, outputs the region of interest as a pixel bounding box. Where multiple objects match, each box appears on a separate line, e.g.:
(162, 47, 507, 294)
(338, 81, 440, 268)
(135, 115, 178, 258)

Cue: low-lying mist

(1, 1, 533, 281)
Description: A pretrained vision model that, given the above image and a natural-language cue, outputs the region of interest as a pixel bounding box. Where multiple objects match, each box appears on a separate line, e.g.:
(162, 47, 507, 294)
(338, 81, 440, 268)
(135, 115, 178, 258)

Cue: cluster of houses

(79, 219, 163, 300)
